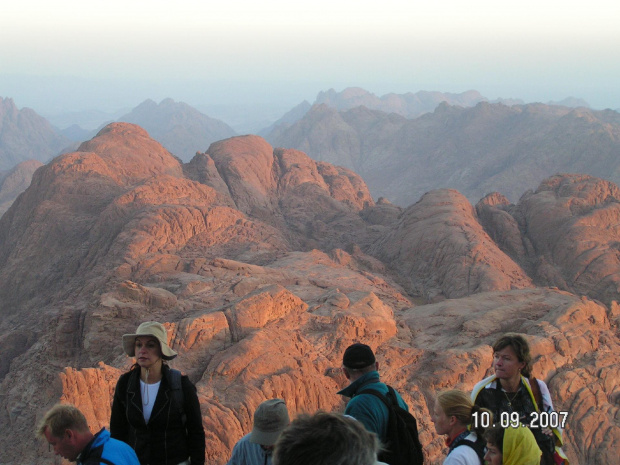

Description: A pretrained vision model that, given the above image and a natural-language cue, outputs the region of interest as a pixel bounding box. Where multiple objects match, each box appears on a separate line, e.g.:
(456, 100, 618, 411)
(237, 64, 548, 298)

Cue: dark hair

(436, 390, 493, 437)
(484, 426, 505, 453)
(492, 333, 532, 377)
(273, 412, 379, 465)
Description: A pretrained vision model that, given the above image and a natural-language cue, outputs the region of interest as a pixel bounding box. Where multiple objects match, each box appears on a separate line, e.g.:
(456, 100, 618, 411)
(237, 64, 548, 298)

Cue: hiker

(110, 321, 205, 465)
(337, 342, 423, 465)
(337, 343, 409, 440)
(483, 426, 542, 465)
(431, 390, 488, 464)
(37, 403, 140, 465)
(471, 333, 568, 465)
(227, 399, 290, 465)
(272, 411, 381, 465)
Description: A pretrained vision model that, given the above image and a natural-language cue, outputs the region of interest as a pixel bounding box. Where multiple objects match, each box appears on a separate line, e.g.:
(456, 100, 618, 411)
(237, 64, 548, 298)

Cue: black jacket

(110, 365, 205, 465)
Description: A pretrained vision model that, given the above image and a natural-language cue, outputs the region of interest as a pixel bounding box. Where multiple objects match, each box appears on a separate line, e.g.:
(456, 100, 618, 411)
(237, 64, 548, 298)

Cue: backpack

(362, 386, 424, 465)
(165, 368, 187, 427)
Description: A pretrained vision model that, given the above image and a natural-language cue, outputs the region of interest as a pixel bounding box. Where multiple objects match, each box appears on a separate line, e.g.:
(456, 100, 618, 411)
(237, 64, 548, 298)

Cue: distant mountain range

(117, 98, 237, 161)
(0, 97, 70, 170)
(267, 101, 620, 205)
(265, 87, 592, 133)
(0, 89, 609, 212)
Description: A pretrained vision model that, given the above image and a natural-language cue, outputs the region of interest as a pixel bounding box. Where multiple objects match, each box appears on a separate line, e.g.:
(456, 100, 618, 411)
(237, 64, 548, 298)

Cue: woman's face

(431, 400, 452, 436)
(493, 345, 526, 382)
(484, 443, 502, 465)
(135, 336, 162, 370)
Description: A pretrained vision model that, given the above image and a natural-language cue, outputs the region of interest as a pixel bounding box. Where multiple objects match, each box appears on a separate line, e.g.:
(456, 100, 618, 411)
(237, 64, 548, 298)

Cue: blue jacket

(78, 428, 140, 465)
(337, 371, 408, 442)
(226, 433, 272, 465)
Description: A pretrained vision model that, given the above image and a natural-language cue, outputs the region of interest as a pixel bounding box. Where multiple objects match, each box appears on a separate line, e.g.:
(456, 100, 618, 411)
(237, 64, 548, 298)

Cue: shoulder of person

(471, 375, 496, 401)
(445, 443, 481, 465)
(115, 369, 136, 389)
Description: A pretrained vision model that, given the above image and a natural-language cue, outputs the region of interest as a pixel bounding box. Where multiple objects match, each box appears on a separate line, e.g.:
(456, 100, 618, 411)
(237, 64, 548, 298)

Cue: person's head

(250, 399, 290, 451)
(273, 412, 379, 465)
(484, 426, 541, 465)
(36, 404, 93, 462)
(432, 390, 491, 437)
(483, 426, 504, 465)
(492, 333, 532, 380)
(122, 321, 177, 370)
(342, 343, 378, 381)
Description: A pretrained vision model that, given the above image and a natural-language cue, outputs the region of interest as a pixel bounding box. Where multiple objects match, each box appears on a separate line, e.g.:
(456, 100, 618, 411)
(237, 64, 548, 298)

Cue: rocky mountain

(0, 159, 43, 217)
(268, 102, 620, 206)
(0, 123, 618, 464)
(117, 98, 237, 161)
(0, 97, 70, 170)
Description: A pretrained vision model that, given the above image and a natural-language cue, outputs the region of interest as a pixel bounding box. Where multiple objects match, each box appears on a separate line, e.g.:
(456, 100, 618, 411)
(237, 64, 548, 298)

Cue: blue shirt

(226, 433, 272, 465)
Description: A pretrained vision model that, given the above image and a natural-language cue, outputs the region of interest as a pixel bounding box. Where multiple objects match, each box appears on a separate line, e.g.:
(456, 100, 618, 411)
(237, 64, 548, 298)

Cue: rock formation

(477, 174, 620, 305)
(370, 189, 533, 300)
(0, 123, 617, 465)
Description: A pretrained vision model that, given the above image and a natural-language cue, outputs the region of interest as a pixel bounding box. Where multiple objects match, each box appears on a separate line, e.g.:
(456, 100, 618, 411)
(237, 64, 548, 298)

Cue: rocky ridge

(0, 123, 618, 465)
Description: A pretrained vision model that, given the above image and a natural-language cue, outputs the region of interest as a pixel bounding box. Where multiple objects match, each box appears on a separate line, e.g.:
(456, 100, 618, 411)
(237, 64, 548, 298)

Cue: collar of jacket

(337, 370, 380, 397)
(126, 365, 173, 424)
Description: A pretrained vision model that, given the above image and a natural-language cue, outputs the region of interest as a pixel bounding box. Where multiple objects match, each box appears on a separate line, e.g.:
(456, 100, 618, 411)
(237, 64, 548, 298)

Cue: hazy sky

(1, 0, 619, 116)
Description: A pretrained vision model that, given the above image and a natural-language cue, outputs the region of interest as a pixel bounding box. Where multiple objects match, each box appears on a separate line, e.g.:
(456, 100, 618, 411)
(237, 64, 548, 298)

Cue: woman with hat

(110, 321, 205, 465)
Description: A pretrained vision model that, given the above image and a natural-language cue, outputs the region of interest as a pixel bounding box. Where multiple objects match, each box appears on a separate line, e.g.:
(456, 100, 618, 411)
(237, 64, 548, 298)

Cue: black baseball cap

(342, 343, 376, 369)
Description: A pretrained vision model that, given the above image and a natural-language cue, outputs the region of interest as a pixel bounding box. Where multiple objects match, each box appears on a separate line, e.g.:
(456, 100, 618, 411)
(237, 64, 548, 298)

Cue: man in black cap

(336, 342, 409, 444)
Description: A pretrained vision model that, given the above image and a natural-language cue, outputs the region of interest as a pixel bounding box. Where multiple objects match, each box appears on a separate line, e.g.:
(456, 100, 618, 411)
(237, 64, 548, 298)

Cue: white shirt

(444, 433, 482, 465)
(140, 379, 161, 423)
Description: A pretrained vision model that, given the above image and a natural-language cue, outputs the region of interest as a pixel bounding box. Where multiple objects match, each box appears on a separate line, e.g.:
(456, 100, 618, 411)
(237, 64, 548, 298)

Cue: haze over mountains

(0, 122, 618, 464)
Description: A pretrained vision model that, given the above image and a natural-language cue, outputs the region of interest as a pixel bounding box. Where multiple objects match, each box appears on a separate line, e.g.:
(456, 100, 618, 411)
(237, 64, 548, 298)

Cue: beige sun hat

(122, 321, 178, 360)
(249, 399, 290, 446)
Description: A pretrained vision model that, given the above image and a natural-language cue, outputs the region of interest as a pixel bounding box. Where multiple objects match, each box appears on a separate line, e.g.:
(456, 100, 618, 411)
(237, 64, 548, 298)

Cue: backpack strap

(361, 386, 397, 409)
(165, 368, 187, 427)
(452, 436, 485, 463)
(527, 376, 543, 412)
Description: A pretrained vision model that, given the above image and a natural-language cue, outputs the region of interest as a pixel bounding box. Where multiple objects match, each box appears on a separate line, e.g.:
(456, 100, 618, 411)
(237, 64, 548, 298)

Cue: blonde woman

(431, 390, 489, 465)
